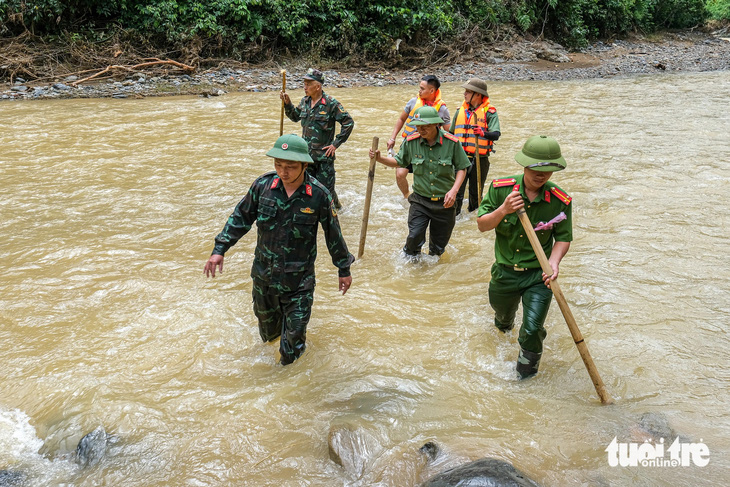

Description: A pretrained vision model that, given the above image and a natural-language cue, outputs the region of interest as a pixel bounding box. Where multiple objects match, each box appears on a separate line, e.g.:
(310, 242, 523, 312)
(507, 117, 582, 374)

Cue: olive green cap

(302, 68, 325, 84)
(461, 77, 488, 96)
(266, 134, 313, 163)
(515, 135, 566, 172)
(410, 106, 444, 126)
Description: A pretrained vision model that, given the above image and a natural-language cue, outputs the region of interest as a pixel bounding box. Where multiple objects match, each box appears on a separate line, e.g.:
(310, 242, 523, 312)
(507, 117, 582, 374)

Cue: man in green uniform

(370, 106, 470, 257)
(476, 135, 572, 379)
(280, 68, 354, 209)
(203, 134, 354, 365)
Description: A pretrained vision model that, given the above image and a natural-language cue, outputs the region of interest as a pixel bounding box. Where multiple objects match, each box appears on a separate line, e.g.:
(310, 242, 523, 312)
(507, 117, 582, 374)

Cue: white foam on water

(0, 407, 44, 465)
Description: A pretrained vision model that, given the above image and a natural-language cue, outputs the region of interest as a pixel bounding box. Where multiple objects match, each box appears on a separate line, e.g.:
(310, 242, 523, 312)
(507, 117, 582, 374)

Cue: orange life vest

(453, 99, 494, 155)
(401, 90, 446, 137)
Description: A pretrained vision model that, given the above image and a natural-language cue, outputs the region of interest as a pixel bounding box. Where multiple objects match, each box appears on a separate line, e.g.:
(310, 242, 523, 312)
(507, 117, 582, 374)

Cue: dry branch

(70, 59, 195, 86)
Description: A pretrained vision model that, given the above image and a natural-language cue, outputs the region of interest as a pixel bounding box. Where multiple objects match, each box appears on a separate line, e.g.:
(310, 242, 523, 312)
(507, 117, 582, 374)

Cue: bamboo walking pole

(515, 207, 613, 405)
(474, 133, 483, 204)
(358, 137, 379, 259)
(279, 70, 286, 136)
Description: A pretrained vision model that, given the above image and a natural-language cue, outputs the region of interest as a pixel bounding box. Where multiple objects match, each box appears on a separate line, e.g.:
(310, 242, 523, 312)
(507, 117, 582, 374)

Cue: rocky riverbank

(2, 30, 729, 101)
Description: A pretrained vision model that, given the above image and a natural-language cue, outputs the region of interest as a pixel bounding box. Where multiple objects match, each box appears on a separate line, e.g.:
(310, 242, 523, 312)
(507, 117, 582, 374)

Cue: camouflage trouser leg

(252, 283, 315, 365)
(307, 160, 339, 208)
(488, 263, 552, 376)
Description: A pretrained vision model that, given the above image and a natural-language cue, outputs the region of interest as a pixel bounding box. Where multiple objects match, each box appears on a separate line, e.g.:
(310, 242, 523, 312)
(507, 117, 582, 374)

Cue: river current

(1, 71, 729, 486)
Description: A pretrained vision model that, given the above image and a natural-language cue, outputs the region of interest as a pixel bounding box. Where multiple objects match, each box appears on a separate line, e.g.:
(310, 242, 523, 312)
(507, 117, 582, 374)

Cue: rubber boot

(516, 348, 541, 379)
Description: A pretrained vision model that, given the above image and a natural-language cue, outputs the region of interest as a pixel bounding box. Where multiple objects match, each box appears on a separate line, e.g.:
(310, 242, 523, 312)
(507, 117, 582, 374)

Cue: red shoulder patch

(271, 177, 280, 189)
(305, 184, 313, 196)
(406, 133, 421, 141)
(544, 190, 551, 203)
(551, 187, 572, 205)
(443, 132, 459, 143)
(488, 106, 497, 113)
(492, 178, 517, 188)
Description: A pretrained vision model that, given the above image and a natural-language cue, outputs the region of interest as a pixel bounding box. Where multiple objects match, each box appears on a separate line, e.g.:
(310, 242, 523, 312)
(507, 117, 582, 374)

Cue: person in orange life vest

(449, 78, 501, 215)
(386, 75, 451, 201)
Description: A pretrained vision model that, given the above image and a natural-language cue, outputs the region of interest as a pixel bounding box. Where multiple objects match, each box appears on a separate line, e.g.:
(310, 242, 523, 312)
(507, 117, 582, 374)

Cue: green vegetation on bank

(1, 0, 727, 60)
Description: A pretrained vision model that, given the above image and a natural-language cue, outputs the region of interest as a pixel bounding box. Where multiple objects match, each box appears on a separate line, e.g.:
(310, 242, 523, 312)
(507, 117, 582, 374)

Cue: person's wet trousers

(404, 193, 457, 256)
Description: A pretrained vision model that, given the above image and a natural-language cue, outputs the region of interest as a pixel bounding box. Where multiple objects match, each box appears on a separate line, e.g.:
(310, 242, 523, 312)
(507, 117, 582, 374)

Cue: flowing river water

(1, 71, 729, 486)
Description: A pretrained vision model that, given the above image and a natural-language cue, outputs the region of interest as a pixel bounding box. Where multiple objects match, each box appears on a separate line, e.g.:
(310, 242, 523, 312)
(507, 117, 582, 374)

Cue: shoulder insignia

(331, 203, 338, 218)
(492, 178, 517, 188)
(443, 132, 459, 143)
(488, 106, 497, 113)
(271, 177, 280, 189)
(406, 133, 421, 141)
(300, 207, 315, 214)
(551, 187, 572, 205)
(320, 97, 326, 105)
(305, 184, 313, 196)
(544, 190, 551, 203)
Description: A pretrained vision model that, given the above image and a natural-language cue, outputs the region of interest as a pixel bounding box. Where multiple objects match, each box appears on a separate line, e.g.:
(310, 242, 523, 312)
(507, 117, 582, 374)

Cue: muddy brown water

(1, 72, 729, 486)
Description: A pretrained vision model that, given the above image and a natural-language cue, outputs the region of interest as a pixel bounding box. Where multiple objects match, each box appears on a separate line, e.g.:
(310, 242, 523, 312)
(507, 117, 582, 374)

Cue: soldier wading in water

(477, 136, 572, 379)
(204, 134, 354, 365)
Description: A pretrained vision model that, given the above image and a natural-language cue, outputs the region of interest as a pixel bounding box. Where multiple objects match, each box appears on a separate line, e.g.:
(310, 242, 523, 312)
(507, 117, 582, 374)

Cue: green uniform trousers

(252, 282, 315, 365)
(488, 263, 552, 355)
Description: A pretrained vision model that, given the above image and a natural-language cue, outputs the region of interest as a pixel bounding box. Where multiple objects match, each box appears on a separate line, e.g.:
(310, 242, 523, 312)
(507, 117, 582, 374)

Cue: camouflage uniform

(284, 92, 354, 207)
(212, 171, 354, 364)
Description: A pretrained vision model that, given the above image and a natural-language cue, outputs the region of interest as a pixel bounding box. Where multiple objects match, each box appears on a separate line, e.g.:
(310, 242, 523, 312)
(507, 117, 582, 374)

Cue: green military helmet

(266, 134, 313, 163)
(410, 105, 444, 126)
(514, 135, 566, 171)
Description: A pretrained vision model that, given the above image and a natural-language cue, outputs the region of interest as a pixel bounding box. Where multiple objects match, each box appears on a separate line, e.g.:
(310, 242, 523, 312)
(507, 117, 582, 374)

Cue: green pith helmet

(515, 135, 566, 172)
(266, 134, 313, 163)
(461, 77, 488, 96)
(410, 106, 444, 126)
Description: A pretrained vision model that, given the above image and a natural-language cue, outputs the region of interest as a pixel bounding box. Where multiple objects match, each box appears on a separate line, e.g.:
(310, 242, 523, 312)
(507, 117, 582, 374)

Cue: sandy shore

(2, 30, 729, 101)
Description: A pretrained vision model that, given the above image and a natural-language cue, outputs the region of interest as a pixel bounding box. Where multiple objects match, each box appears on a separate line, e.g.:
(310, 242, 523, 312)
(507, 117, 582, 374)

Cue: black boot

(516, 348, 541, 379)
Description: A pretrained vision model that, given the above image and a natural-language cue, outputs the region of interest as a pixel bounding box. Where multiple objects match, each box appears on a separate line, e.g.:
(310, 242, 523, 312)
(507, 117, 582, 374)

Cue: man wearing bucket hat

(386, 74, 451, 202)
(280, 68, 354, 209)
(476, 135, 572, 379)
(449, 77, 501, 215)
(370, 106, 470, 257)
(204, 134, 354, 365)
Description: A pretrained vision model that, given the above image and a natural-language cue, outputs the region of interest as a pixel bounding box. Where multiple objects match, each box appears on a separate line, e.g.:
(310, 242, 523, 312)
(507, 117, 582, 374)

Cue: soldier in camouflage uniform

(477, 135, 572, 379)
(204, 134, 354, 365)
(280, 68, 354, 209)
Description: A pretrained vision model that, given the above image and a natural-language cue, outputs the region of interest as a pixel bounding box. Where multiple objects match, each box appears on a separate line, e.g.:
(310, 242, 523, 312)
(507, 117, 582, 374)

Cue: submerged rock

(0, 470, 25, 487)
(328, 422, 385, 479)
(75, 426, 110, 467)
(421, 457, 541, 487)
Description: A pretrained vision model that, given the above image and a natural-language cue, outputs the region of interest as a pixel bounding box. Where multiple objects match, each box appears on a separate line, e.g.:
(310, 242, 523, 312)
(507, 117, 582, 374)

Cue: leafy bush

(0, 0, 720, 58)
(706, 0, 730, 19)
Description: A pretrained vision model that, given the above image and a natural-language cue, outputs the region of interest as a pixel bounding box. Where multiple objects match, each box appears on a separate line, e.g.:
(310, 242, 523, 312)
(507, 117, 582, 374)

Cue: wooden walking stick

(279, 70, 286, 136)
(358, 137, 379, 259)
(515, 207, 613, 405)
(474, 132, 483, 204)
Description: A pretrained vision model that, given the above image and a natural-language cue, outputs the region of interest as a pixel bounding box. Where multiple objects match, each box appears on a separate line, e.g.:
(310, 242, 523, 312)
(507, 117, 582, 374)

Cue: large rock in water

(328, 422, 385, 479)
(75, 426, 110, 467)
(0, 470, 25, 487)
(421, 458, 541, 487)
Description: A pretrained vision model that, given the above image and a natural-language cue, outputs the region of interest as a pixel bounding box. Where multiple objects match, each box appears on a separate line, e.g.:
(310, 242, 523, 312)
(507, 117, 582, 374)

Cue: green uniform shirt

(394, 129, 471, 199)
(478, 174, 573, 269)
(212, 171, 354, 293)
(285, 92, 354, 164)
